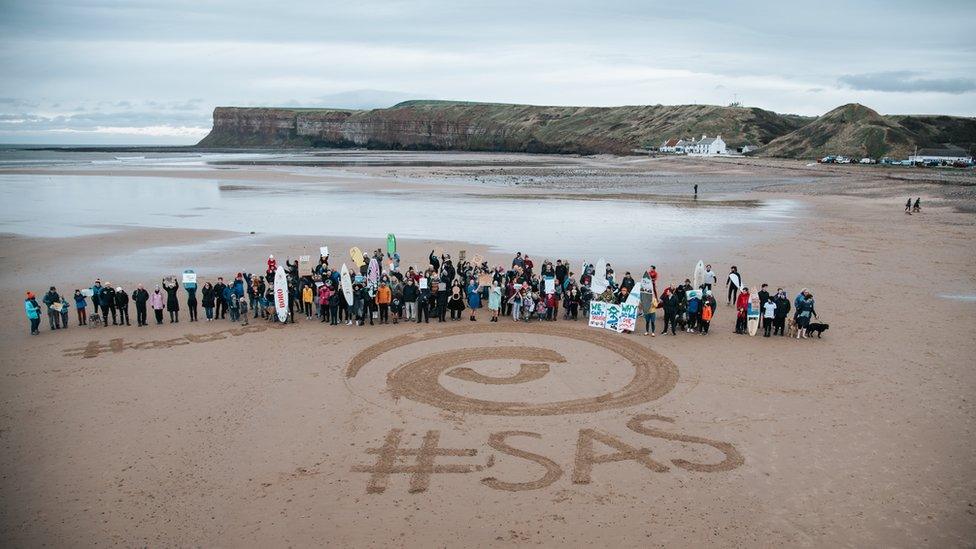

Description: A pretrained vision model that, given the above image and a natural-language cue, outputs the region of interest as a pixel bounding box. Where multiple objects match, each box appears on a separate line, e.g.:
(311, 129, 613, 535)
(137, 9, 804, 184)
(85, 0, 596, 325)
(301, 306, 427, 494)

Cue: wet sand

(0, 154, 975, 547)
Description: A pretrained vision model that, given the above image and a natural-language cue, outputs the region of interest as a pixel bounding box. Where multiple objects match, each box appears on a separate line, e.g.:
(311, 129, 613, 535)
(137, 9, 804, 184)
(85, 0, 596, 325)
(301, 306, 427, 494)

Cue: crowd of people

(22, 249, 821, 339)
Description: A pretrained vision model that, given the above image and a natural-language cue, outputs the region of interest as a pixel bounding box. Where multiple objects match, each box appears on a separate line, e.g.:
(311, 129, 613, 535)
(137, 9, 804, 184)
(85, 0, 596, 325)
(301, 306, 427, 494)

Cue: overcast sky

(1, 0, 974, 144)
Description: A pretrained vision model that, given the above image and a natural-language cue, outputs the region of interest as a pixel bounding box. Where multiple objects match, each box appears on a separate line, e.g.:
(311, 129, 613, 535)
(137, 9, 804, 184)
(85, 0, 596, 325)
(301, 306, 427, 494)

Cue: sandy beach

(1, 152, 974, 547)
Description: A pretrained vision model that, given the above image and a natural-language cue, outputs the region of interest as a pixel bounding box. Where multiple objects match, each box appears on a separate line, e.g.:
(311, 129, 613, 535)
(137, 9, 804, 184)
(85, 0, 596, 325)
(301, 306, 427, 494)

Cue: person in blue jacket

(25, 292, 41, 335)
(73, 289, 88, 325)
(466, 277, 481, 322)
(89, 279, 103, 315)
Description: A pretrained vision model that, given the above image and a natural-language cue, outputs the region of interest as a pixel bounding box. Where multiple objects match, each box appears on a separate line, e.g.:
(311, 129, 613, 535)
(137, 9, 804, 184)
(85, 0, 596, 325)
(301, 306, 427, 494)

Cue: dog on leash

(786, 317, 798, 337)
(805, 322, 830, 338)
(88, 313, 103, 328)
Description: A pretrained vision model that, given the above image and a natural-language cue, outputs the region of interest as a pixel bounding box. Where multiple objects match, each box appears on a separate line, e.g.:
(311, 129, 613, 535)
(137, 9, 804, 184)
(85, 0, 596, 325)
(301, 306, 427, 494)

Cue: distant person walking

(913, 197, 921, 213)
(905, 198, 912, 214)
(694, 184, 699, 198)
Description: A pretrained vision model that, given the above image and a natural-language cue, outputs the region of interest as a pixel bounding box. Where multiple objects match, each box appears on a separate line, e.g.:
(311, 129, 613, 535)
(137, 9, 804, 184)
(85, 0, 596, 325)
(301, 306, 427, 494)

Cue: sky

(1, 0, 974, 145)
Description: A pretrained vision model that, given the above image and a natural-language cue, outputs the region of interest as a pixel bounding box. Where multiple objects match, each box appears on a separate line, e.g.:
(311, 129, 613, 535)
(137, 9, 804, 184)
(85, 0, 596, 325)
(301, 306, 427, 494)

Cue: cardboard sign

(588, 301, 608, 328)
(605, 303, 622, 333)
(544, 277, 556, 294)
(472, 254, 484, 265)
(81, 288, 94, 297)
(51, 302, 64, 312)
(459, 250, 466, 262)
(299, 255, 312, 275)
(478, 273, 493, 288)
(419, 278, 429, 290)
(182, 272, 197, 284)
(320, 246, 329, 257)
(619, 303, 638, 332)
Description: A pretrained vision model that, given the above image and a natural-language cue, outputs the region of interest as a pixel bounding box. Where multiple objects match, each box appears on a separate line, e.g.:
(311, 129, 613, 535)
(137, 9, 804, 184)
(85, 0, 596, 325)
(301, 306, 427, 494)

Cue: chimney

(702, 134, 707, 140)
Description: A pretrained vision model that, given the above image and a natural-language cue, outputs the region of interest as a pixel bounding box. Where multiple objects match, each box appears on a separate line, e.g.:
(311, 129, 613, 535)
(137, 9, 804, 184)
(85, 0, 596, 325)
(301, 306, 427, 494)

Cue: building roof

(914, 145, 969, 157)
(662, 138, 679, 147)
(699, 137, 717, 145)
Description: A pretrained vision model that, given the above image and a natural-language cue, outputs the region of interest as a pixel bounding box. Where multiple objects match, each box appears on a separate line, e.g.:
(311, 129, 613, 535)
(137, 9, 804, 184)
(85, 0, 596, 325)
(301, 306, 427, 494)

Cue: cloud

(838, 71, 976, 94)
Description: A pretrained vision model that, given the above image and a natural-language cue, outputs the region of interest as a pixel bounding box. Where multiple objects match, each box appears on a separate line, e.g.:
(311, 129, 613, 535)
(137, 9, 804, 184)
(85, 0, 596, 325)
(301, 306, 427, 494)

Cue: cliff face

(197, 100, 975, 158)
(196, 101, 810, 154)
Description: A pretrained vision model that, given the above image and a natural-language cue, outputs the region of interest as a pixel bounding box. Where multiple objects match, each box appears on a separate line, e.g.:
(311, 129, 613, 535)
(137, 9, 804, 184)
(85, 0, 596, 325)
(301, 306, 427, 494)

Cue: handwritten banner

(588, 301, 608, 328)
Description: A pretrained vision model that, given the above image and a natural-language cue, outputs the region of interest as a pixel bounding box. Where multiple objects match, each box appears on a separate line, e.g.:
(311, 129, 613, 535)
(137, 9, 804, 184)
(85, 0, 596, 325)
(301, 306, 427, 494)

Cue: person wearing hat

(149, 285, 165, 325)
(115, 286, 130, 326)
(24, 292, 41, 335)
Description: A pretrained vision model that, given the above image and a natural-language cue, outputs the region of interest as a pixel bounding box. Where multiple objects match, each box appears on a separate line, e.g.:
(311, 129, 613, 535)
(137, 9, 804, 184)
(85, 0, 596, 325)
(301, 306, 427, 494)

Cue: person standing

(25, 292, 41, 335)
(700, 294, 713, 335)
(73, 289, 88, 326)
(703, 264, 716, 292)
(100, 284, 117, 326)
(758, 283, 771, 335)
(89, 279, 103, 317)
(186, 283, 198, 322)
(726, 266, 742, 306)
(42, 286, 62, 330)
(402, 278, 418, 321)
(762, 297, 776, 337)
(201, 282, 215, 321)
(773, 289, 790, 336)
(735, 286, 750, 334)
(115, 287, 130, 326)
(660, 287, 677, 336)
(488, 280, 502, 322)
(150, 286, 165, 325)
(905, 197, 912, 214)
(639, 286, 656, 336)
(58, 295, 70, 329)
(913, 197, 921, 212)
(213, 277, 227, 319)
(132, 284, 149, 326)
(163, 278, 180, 323)
(302, 283, 314, 320)
(467, 278, 481, 321)
(376, 281, 392, 324)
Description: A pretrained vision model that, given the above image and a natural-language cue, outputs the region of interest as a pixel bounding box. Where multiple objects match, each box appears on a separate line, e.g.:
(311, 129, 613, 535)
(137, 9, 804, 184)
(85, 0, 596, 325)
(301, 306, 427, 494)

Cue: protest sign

(419, 278, 428, 290)
(544, 277, 555, 294)
(605, 303, 622, 332)
(620, 303, 638, 332)
(182, 271, 197, 284)
(319, 246, 329, 257)
(588, 301, 608, 328)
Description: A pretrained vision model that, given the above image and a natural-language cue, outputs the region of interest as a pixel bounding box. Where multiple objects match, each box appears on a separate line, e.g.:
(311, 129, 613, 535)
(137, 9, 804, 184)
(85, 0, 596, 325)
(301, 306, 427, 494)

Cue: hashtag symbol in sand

(62, 338, 126, 358)
(352, 429, 482, 493)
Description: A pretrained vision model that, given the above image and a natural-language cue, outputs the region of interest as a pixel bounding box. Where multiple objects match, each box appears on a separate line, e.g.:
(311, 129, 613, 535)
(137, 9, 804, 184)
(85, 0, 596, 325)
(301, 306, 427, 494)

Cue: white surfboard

(693, 260, 705, 289)
(340, 263, 354, 304)
(591, 257, 608, 293)
(274, 265, 288, 322)
(747, 292, 761, 336)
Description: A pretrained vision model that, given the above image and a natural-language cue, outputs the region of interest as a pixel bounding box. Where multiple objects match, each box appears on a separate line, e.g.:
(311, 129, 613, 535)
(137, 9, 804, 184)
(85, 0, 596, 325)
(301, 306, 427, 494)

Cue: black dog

(806, 322, 829, 338)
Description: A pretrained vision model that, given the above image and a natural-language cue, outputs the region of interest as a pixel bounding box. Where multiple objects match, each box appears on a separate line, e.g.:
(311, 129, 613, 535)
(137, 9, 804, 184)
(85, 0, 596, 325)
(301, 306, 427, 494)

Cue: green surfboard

(387, 233, 396, 255)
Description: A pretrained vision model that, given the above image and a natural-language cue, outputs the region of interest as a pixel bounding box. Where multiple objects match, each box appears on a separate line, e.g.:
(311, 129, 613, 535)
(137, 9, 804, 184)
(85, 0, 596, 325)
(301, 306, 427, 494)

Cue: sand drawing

(350, 429, 483, 494)
(347, 323, 679, 416)
(446, 361, 551, 385)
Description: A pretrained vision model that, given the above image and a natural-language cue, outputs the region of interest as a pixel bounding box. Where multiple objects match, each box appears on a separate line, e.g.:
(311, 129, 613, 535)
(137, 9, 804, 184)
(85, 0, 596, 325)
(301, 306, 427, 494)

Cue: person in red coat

(735, 287, 750, 334)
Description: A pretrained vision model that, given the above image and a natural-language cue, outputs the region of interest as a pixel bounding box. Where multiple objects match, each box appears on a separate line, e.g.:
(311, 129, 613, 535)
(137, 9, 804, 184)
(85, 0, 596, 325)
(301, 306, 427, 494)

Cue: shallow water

(0, 169, 799, 260)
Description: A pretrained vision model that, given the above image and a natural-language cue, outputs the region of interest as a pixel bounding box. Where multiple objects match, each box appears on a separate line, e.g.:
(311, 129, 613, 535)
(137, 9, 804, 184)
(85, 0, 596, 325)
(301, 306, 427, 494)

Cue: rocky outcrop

(197, 100, 975, 158)
(196, 101, 810, 154)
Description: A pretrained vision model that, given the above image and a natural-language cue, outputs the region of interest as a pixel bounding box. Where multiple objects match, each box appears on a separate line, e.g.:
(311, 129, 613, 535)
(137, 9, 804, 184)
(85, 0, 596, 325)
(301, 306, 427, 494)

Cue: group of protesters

(23, 248, 819, 339)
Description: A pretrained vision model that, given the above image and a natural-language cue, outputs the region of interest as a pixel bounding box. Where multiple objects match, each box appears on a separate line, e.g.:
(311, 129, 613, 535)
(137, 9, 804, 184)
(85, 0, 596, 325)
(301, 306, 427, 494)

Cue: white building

(659, 138, 680, 153)
(908, 146, 972, 164)
(687, 134, 727, 155)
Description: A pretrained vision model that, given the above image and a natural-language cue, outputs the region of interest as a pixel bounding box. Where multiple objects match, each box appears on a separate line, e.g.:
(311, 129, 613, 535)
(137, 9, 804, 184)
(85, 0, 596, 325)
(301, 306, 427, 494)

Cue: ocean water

(0, 150, 801, 260)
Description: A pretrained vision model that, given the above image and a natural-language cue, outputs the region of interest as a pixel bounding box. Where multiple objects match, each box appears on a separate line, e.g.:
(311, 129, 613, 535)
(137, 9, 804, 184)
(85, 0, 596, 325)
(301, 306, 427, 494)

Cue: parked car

(859, 157, 876, 164)
(819, 156, 836, 164)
